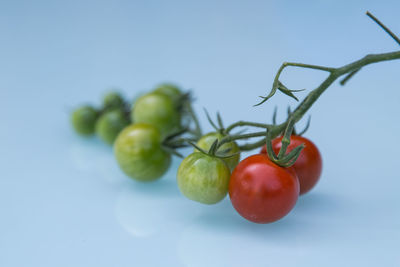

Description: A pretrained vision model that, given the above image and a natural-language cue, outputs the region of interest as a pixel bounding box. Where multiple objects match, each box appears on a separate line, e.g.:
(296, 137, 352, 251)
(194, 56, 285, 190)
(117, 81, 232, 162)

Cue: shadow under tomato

(293, 191, 345, 218)
(176, 199, 316, 267)
(181, 196, 308, 239)
(114, 160, 204, 238)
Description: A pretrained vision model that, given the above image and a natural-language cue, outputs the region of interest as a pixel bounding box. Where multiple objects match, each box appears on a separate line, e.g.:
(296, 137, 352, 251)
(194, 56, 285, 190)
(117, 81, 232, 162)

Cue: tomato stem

(277, 118, 296, 159)
(239, 138, 267, 151)
(176, 12, 400, 166)
(366, 11, 400, 46)
(225, 121, 272, 133)
(218, 131, 268, 148)
(339, 68, 360, 85)
(272, 106, 278, 125)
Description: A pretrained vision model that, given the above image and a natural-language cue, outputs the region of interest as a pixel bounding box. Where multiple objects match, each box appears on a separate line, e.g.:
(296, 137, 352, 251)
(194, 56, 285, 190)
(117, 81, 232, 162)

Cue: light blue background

(1, 1, 399, 266)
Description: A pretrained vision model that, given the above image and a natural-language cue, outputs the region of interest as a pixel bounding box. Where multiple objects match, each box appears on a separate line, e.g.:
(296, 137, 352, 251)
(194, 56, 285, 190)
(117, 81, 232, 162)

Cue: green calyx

(203, 109, 226, 135)
(183, 110, 241, 170)
(264, 130, 305, 168)
(194, 132, 241, 171)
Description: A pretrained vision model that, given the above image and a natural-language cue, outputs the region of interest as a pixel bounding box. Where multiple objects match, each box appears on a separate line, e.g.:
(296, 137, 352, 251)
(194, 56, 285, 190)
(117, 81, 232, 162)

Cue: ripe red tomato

(261, 135, 322, 195)
(229, 154, 299, 223)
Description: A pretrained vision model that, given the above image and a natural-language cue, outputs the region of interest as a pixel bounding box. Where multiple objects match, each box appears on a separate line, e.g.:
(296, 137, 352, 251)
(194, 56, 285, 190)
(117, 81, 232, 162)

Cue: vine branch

(366, 11, 400, 46)
(218, 12, 400, 167)
(180, 12, 400, 167)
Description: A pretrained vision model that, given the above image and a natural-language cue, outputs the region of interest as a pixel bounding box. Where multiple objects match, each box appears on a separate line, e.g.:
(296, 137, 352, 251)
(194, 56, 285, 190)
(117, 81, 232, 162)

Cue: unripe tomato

(95, 109, 130, 145)
(195, 132, 240, 171)
(177, 152, 231, 204)
(261, 135, 322, 195)
(229, 154, 299, 223)
(102, 91, 125, 111)
(114, 123, 171, 182)
(131, 92, 180, 137)
(153, 83, 182, 106)
(71, 105, 98, 136)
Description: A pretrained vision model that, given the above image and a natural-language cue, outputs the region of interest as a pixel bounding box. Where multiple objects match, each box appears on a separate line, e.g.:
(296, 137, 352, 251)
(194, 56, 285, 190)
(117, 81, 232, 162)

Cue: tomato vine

(206, 11, 400, 167)
(70, 12, 400, 223)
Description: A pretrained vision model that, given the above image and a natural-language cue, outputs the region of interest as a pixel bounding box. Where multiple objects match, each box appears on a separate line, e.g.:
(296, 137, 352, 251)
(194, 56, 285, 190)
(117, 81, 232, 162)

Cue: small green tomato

(95, 109, 130, 145)
(71, 105, 98, 136)
(196, 132, 240, 171)
(102, 91, 124, 110)
(153, 83, 182, 106)
(114, 123, 171, 182)
(177, 152, 231, 204)
(131, 92, 180, 137)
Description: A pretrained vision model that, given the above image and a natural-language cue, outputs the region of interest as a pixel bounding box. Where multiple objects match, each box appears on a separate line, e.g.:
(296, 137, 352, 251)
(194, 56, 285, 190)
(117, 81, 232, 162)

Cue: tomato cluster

(261, 136, 322, 195)
(230, 135, 322, 223)
(71, 84, 322, 224)
(69, 11, 400, 225)
(179, 134, 322, 223)
(71, 91, 130, 144)
(71, 84, 191, 181)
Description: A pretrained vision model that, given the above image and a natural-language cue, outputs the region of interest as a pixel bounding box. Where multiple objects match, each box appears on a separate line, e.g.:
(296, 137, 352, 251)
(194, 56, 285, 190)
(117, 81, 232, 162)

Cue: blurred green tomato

(102, 91, 124, 110)
(114, 123, 171, 181)
(196, 132, 240, 171)
(95, 109, 130, 145)
(71, 105, 98, 136)
(131, 92, 180, 137)
(177, 152, 231, 204)
(153, 83, 182, 105)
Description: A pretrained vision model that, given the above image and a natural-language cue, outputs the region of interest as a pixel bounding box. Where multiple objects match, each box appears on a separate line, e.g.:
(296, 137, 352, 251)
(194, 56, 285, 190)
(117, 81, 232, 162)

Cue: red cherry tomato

(261, 135, 322, 195)
(229, 154, 299, 223)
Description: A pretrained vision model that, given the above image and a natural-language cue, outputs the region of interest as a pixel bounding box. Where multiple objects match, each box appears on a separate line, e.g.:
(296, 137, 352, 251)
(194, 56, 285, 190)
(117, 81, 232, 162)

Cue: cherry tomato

(102, 91, 125, 110)
(71, 105, 98, 136)
(131, 92, 180, 137)
(95, 109, 130, 145)
(114, 123, 171, 181)
(229, 154, 299, 223)
(153, 83, 182, 106)
(195, 132, 240, 171)
(261, 135, 322, 195)
(177, 152, 231, 204)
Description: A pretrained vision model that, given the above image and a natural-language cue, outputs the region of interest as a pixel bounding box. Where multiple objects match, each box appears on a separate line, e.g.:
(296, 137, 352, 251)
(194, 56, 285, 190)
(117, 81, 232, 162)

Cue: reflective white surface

(1, 1, 400, 266)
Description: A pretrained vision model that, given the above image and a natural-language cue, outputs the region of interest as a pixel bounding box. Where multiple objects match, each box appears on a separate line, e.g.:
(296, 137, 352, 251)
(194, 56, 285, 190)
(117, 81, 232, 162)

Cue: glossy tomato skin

(71, 105, 98, 136)
(153, 83, 182, 106)
(131, 92, 180, 137)
(95, 109, 130, 145)
(195, 132, 240, 171)
(229, 154, 299, 223)
(261, 135, 322, 195)
(177, 152, 231, 204)
(114, 123, 171, 182)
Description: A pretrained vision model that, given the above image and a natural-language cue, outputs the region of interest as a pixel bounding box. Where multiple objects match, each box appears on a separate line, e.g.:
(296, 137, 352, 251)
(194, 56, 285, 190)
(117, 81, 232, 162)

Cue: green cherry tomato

(196, 132, 240, 171)
(95, 109, 130, 145)
(114, 123, 171, 182)
(102, 91, 124, 110)
(153, 83, 182, 105)
(71, 105, 98, 136)
(131, 92, 180, 137)
(177, 152, 231, 204)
